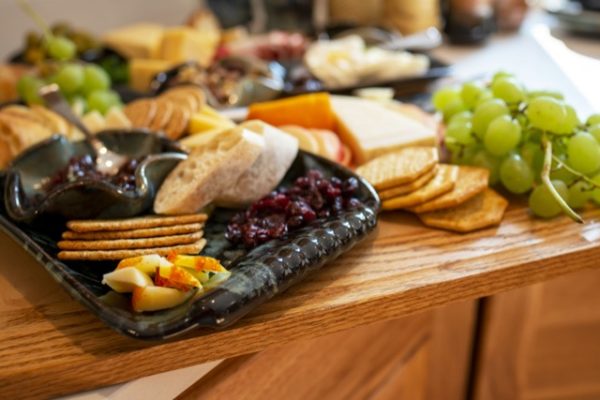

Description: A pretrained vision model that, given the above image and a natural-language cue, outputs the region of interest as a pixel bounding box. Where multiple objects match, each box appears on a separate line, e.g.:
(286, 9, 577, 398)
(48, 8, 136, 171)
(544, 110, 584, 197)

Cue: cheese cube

(331, 95, 437, 165)
(102, 23, 164, 59)
(159, 27, 219, 67)
(129, 58, 175, 92)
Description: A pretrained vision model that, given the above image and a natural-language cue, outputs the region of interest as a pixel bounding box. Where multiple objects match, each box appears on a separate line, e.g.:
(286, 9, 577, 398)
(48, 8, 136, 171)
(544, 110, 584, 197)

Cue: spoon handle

(39, 84, 105, 156)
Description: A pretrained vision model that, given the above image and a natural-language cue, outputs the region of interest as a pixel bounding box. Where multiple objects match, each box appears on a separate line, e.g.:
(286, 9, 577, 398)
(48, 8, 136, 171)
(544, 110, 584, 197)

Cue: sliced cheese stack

(331, 95, 437, 165)
(357, 147, 508, 232)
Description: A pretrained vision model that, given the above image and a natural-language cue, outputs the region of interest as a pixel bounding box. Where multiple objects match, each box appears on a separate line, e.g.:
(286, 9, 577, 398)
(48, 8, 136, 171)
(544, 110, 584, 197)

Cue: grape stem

(551, 154, 600, 189)
(541, 134, 584, 223)
(17, 0, 52, 38)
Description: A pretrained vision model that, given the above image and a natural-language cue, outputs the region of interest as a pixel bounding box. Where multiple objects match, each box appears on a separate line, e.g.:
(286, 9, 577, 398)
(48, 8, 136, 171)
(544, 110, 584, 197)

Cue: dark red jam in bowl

(42, 155, 141, 193)
(226, 170, 363, 249)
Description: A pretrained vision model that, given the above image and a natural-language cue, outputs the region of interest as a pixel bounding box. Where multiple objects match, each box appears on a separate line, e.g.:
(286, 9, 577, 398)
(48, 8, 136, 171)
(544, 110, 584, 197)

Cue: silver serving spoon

(39, 84, 128, 176)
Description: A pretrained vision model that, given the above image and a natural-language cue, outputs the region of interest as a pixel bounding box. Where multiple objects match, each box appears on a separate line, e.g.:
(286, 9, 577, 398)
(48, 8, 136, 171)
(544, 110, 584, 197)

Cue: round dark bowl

(3, 130, 187, 222)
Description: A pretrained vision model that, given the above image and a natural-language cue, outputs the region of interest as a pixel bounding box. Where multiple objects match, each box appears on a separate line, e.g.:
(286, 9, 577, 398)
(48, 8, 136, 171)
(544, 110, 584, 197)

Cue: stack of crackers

(57, 214, 208, 261)
(124, 85, 205, 140)
(357, 147, 508, 232)
(0, 104, 82, 168)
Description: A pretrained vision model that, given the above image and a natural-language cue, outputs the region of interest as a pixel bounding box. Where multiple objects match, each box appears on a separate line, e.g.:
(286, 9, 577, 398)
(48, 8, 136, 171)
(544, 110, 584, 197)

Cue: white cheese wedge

(330, 95, 437, 165)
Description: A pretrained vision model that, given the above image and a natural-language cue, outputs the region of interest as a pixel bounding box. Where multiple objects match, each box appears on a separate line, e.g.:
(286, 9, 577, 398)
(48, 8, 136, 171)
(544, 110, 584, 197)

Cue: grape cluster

(434, 72, 600, 220)
(16, 32, 121, 115)
(226, 170, 363, 248)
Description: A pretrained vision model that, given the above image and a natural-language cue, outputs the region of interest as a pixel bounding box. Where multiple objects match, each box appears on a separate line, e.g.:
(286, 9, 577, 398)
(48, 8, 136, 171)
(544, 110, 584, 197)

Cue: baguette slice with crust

(215, 120, 299, 207)
(154, 127, 265, 214)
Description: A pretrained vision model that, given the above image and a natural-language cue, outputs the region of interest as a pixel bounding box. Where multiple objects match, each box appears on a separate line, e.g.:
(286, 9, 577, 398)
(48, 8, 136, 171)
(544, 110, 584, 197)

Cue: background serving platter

(0, 151, 379, 340)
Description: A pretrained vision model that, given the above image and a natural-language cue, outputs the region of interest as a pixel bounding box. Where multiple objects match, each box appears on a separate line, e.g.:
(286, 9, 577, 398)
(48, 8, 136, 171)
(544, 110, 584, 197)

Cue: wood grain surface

(1, 205, 600, 399)
(474, 268, 600, 400)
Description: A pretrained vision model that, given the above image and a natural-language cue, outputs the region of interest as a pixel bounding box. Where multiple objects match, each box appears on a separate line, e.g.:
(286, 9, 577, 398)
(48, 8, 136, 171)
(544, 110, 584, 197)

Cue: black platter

(0, 151, 379, 340)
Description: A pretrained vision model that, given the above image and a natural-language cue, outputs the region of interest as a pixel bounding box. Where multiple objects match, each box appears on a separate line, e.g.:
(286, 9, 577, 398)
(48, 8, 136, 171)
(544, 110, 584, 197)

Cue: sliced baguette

(215, 120, 299, 207)
(154, 127, 265, 214)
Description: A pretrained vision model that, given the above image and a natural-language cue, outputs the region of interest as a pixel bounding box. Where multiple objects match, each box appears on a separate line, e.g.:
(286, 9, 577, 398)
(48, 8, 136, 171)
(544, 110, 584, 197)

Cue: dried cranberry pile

(42, 155, 140, 193)
(226, 170, 363, 248)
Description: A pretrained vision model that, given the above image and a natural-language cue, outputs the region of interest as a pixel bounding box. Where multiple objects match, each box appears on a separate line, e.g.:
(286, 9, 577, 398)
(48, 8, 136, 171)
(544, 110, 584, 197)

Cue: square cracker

(57, 239, 207, 261)
(58, 231, 203, 250)
(418, 189, 508, 233)
(67, 214, 208, 233)
(381, 164, 458, 210)
(378, 166, 438, 200)
(62, 222, 204, 240)
(356, 147, 438, 190)
(409, 166, 489, 213)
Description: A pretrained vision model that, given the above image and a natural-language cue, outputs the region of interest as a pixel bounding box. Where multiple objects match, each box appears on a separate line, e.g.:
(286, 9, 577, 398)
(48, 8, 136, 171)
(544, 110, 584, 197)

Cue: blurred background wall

(0, 0, 203, 58)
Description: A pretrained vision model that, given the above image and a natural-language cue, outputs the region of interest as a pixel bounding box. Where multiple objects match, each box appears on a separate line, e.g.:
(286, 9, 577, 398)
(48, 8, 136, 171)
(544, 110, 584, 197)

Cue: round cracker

(123, 98, 158, 128)
(164, 107, 190, 140)
(161, 90, 197, 114)
(149, 98, 175, 133)
(165, 85, 205, 111)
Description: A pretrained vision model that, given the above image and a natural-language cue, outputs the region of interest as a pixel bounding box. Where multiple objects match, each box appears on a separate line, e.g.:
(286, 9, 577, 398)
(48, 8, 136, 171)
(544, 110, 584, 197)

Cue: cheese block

(331, 95, 437, 165)
(188, 112, 234, 134)
(102, 23, 164, 59)
(129, 58, 175, 92)
(159, 27, 219, 68)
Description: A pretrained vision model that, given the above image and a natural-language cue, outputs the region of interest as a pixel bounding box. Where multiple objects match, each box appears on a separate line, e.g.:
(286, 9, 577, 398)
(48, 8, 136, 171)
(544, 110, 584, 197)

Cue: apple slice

(116, 254, 172, 276)
(279, 125, 320, 154)
(339, 144, 353, 167)
(102, 267, 153, 293)
(132, 286, 192, 312)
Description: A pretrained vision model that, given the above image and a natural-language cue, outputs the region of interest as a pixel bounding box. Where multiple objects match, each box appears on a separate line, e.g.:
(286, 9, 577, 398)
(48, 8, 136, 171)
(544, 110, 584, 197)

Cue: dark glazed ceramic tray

(0, 151, 379, 340)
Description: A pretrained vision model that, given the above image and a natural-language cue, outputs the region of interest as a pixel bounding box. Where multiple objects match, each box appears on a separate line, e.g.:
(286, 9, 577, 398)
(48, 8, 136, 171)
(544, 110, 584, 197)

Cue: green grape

(491, 77, 525, 104)
(460, 82, 484, 109)
(449, 111, 472, 125)
(592, 173, 600, 205)
(586, 114, 600, 126)
(484, 115, 522, 156)
(82, 65, 111, 95)
(499, 153, 534, 194)
(528, 180, 569, 218)
(555, 105, 579, 135)
(449, 144, 479, 165)
(87, 90, 115, 115)
(432, 88, 460, 112)
(567, 132, 600, 174)
(520, 142, 544, 177)
(16, 75, 44, 105)
(549, 167, 576, 185)
(516, 114, 528, 129)
(492, 71, 514, 82)
(525, 96, 567, 133)
(475, 90, 493, 107)
(446, 120, 475, 146)
(527, 90, 564, 100)
(568, 181, 591, 209)
(589, 124, 600, 143)
(472, 98, 509, 139)
(52, 63, 84, 94)
(46, 36, 76, 61)
(472, 149, 501, 185)
(442, 98, 467, 122)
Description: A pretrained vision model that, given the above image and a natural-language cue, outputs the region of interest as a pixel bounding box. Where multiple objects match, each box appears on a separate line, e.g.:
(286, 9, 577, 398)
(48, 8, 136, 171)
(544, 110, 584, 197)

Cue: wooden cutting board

(1, 205, 600, 399)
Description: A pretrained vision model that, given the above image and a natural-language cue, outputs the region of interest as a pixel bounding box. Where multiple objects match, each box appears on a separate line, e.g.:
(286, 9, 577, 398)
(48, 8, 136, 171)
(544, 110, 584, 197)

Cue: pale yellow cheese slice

(331, 95, 437, 165)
